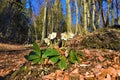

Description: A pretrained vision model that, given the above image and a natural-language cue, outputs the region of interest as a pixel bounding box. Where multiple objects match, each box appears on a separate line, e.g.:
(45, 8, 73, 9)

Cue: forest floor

(0, 44, 120, 80)
(0, 29, 120, 80)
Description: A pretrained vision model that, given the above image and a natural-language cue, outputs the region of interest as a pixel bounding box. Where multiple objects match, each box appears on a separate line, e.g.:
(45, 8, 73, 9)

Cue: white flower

(48, 32, 57, 40)
(61, 32, 68, 40)
(68, 32, 74, 39)
(44, 38, 50, 45)
(61, 32, 74, 40)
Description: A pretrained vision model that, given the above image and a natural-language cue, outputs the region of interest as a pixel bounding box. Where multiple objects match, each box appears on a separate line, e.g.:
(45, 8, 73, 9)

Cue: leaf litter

(0, 48, 119, 80)
(0, 31, 120, 80)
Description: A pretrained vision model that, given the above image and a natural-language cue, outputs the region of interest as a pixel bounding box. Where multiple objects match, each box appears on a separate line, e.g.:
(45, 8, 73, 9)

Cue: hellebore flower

(44, 38, 50, 45)
(61, 32, 68, 40)
(48, 32, 57, 40)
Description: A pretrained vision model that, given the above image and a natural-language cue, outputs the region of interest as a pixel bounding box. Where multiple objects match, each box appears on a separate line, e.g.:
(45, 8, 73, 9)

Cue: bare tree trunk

(87, 0, 90, 28)
(116, 0, 118, 24)
(41, 1, 47, 44)
(78, 0, 83, 34)
(95, 1, 100, 29)
(75, 0, 79, 34)
(51, 7, 54, 33)
(111, 0, 114, 26)
(34, 22, 38, 41)
(106, 1, 111, 27)
(83, 0, 88, 34)
(98, 0, 106, 27)
(66, 0, 72, 33)
(92, 0, 96, 30)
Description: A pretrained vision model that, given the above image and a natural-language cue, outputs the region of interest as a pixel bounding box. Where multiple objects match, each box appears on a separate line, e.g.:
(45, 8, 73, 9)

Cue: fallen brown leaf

(42, 73, 55, 80)
(64, 73, 69, 80)
(55, 70, 63, 77)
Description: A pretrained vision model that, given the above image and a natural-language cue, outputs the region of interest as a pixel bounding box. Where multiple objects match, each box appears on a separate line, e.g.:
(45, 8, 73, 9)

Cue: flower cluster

(61, 32, 74, 40)
(44, 38, 50, 45)
(44, 32, 75, 46)
(48, 32, 57, 40)
(44, 32, 57, 45)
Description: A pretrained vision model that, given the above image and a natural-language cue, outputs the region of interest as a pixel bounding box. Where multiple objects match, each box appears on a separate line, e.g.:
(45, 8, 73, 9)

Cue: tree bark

(83, 0, 88, 34)
(92, 0, 96, 30)
(41, 1, 47, 44)
(66, 0, 72, 33)
(75, 0, 79, 34)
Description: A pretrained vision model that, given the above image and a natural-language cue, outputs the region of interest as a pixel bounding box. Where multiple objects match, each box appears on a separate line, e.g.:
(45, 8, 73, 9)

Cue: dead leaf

(103, 74, 111, 80)
(79, 75, 84, 80)
(56, 77, 63, 80)
(48, 60, 54, 65)
(70, 68, 80, 79)
(55, 70, 63, 77)
(64, 49, 69, 57)
(79, 64, 91, 67)
(42, 73, 55, 80)
(114, 57, 119, 64)
(117, 70, 120, 76)
(71, 68, 79, 74)
(82, 49, 91, 57)
(85, 75, 95, 80)
(113, 64, 120, 69)
(54, 45, 65, 55)
(44, 59, 49, 65)
(97, 54, 105, 62)
(99, 67, 117, 79)
(64, 73, 69, 80)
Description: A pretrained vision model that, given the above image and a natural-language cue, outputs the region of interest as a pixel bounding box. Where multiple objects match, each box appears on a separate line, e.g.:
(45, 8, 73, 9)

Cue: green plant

(42, 48, 67, 70)
(25, 42, 44, 64)
(25, 42, 84, 70)
(68, 50, 84, 64)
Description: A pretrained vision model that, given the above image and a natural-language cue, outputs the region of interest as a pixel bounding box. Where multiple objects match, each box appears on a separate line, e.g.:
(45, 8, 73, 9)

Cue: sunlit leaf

(58, 56, 67, 70)
(69, 50, 77, 64)
(42, 48, 60, 58)
(33, 42, 41, 56)
(33, 58, 40, 64)
(40, 58, 44, 63)
(50, 56, 60, 64)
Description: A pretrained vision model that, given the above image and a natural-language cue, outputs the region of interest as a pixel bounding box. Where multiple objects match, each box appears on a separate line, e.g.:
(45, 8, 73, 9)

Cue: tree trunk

(66, 0, 72, 33)
(75, 0, 79, 34)
(111, 0, 114, 26)
(87, 0, 90, 29)
(92, 0, 96, 30)
(106, 1, 111, 27)
(116, 0, 118, 24)
(98, 0, 106, 27)
(41, 1, 47, 44)
(83, 0, 88, 34)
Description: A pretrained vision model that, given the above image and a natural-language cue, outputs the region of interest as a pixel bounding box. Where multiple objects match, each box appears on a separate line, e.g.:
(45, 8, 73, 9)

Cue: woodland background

(0, 0, 120, 44)
(0, 0, 120, 79)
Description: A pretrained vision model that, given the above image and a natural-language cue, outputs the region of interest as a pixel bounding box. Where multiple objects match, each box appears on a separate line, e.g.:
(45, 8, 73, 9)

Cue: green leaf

(58, 56, 67, 70)
(50, 56, 60, 64)
(26, 51, 40, 61)
(33, 58, 40, 64)
(33, 42, 41, 56)
(76, 57, 81, 63)
(42, 48, 60, 58)
(39, 58, 44, 63)
(28, 54, 39, 61)
(77, 51, 84, 56)
(69, 50, 77, 64)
